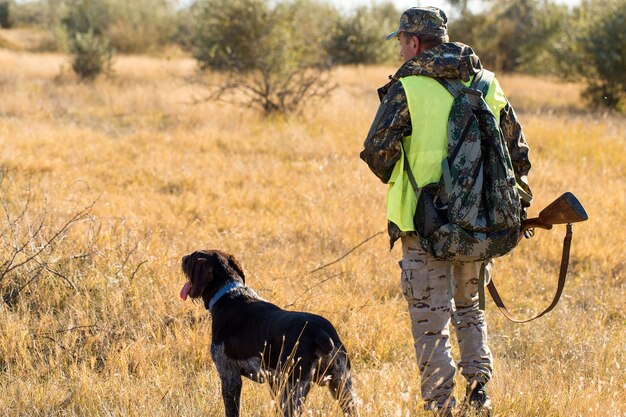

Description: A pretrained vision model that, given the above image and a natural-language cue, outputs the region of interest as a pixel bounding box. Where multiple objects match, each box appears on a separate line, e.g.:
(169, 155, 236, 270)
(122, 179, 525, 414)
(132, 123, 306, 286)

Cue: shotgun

(521, 192, 589, 236)
(488, 192, 589, 323)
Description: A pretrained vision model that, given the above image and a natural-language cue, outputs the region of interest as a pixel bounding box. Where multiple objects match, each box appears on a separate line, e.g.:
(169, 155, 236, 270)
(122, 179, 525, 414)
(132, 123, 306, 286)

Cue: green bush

(449, 0, 568, 73)
(60, 0, 177, 55)
(448, 0, 624, 110)
(190, 0, 335, 69)
(70, 29, 113, 80)
(554, 0, 626, 110)
(9, 0, 48, 27)
(172, 5, 195, 52)
(326, 3, 399, 65)
(104, 0, 177, 54)
(62, 0, 114, 80)
(62, 0, 111, 37)
(448, 12, 496, 66)
(190, 0, 336, 114)
(190, 0, 271, 72)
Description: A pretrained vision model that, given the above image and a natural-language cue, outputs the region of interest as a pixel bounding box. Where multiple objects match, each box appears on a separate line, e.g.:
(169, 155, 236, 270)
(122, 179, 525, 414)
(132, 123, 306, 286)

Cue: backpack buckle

(461, 87, 482, 97)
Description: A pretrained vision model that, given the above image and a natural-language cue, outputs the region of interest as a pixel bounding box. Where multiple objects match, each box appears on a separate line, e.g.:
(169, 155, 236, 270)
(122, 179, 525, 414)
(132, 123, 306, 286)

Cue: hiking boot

(462, 381, 492, 416)
(431, 408, 455, 417)
(424, 400, 456, 417)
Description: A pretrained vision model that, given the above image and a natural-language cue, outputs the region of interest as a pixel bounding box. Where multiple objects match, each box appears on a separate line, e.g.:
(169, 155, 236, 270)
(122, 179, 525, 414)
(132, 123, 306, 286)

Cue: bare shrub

(0, 171, 98, 306)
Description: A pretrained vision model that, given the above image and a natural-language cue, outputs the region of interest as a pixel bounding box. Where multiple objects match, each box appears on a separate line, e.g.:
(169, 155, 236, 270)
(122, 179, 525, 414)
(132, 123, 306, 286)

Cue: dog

(180, 249, 359, 417)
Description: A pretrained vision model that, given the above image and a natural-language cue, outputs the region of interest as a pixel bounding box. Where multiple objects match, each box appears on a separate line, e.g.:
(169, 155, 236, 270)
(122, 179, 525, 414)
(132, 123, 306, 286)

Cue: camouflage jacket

(359, 42, 532, 247)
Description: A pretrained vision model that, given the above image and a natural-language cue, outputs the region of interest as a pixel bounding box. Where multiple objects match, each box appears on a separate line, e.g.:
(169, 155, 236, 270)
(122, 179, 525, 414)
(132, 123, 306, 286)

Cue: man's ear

(190, 258, 212, 298)
(412, 35, 421, 54)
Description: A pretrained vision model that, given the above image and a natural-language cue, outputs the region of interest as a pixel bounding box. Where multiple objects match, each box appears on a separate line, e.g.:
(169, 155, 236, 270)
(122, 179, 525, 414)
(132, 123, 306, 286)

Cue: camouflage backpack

(405, 69, 522, 263)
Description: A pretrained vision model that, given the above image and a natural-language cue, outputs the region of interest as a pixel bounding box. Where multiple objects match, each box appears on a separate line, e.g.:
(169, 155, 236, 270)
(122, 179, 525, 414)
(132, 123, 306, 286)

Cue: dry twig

(308, 230, 385, 274)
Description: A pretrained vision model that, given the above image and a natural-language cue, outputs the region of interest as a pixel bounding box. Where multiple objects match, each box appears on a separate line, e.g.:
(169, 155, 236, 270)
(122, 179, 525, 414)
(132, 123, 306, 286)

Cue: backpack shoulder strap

(435, 77, 465, 98)
(471, 69, 494, 97)
(435, 70, 493, 98)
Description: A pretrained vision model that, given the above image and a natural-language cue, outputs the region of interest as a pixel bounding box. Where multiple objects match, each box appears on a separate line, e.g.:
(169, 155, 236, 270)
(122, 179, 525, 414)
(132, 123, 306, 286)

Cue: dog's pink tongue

(180, 282, 192, 301)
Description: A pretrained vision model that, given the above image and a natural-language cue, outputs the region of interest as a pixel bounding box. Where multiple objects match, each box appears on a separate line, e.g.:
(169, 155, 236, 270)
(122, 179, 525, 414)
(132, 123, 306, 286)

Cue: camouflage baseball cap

(386, 6, 448, 40)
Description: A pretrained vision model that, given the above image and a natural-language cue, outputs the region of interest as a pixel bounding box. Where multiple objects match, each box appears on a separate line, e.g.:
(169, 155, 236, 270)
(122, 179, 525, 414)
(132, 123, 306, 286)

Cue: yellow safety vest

(386, 74, 508, 231)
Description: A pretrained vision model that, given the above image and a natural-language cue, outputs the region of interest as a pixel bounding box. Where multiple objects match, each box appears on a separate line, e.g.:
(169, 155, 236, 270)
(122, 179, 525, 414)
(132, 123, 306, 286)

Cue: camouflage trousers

(400, 235, 493, 411)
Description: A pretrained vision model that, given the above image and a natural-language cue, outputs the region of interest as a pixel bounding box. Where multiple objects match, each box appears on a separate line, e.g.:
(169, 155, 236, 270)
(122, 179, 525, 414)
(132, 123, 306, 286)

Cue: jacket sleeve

(359, 81, 412, 184)
(500, 100, 533, 208)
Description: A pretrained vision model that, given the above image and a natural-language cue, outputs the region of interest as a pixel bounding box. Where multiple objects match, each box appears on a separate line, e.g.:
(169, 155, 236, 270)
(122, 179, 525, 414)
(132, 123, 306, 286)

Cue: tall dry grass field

(0, 50, 624, 417)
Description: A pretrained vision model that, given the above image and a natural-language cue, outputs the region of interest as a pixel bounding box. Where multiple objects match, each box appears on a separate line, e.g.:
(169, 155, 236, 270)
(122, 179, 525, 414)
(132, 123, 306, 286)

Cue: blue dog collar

(208, 282, 243, 310)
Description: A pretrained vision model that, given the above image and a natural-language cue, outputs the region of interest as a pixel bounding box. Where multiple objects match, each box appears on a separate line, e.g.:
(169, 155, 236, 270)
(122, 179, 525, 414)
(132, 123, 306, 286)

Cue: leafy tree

(104, 0, 177, 54)
(326, 2, 399, 65)
(448, 0, 470, 15)
(514, 1, 569, 74)
(9, 0, 49, 27)
(449, 0, 568, 73)
(190, 0, 335, 115)
(172, 4, 196, 51)
(489, 0, 547, 72)
(448, 11, 497, 67)
(553, 0, 626, 110)
(6, 0, 67, 51)
(0, 1, 12, 28)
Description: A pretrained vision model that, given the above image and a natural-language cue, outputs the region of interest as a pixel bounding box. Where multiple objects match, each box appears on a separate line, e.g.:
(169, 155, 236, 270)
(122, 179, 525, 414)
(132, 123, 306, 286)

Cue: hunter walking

(360, 7, 532, 417)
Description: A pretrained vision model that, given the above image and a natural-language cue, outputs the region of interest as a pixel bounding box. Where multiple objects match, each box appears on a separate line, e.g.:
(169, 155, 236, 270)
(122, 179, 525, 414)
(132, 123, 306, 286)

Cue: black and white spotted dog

(180, 249, 359, 417)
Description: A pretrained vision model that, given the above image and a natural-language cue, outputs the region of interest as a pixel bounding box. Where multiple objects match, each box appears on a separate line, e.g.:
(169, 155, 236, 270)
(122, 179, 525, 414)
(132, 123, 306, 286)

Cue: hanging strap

(487, 224, 573, 323)
(478, 262, 487, 311)
(446, 263, 461, 325)
(401, 142, 420, 198)
(403, 143, 461, 326)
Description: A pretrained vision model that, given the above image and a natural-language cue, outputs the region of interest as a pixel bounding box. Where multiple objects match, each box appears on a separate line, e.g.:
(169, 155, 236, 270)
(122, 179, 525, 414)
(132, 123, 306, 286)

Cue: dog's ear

(227, 254, 245, 283)
(214, 252, 245, 283)
(189, 258, 212, 298)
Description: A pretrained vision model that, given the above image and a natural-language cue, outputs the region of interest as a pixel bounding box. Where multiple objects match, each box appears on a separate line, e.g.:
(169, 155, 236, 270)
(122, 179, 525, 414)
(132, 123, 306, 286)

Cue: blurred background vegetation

(0, 0, 624, 110)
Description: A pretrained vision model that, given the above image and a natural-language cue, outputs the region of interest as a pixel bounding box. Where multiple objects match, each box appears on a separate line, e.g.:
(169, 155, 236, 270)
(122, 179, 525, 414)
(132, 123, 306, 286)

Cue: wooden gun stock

(521, 192, 588, 234)
(489, 192, 589, 323)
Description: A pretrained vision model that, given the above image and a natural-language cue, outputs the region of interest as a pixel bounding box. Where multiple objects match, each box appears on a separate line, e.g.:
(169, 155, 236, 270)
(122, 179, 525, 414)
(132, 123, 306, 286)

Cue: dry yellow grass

(0, 50, 624, 417)
(0, 28, 55, 51)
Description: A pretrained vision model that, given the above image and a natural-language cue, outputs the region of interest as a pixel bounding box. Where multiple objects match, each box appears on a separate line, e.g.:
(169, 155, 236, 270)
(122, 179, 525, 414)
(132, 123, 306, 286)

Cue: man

(360, 6, 532, 417)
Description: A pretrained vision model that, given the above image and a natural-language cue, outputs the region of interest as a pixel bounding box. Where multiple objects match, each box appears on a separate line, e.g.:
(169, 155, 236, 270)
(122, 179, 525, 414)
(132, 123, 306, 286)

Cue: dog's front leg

(220, 373, 242, 417)
(327, 352, 359, 417)
(329, 376, 359, 417)
(280, 379, 311, 417)
(211, 343, 243, 417)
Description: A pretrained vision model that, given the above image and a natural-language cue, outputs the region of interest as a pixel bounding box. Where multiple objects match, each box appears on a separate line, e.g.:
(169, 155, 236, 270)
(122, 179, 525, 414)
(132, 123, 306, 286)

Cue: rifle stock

(490, 192, 589, 323)
(521, 192, 588, 233)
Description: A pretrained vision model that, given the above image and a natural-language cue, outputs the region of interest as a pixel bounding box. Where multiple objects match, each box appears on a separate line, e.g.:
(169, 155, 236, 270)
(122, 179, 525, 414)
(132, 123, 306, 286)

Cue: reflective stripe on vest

(386, 74, 508, 232)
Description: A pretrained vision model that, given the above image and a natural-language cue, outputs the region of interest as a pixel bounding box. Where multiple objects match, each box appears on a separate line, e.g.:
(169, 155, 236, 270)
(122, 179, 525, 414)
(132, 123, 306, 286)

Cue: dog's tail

(313, 330, 335, 355)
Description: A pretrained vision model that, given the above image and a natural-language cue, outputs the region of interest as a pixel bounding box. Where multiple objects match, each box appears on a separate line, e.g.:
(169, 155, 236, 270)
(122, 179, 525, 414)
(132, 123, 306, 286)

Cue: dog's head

(180, 250, 245, 302)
